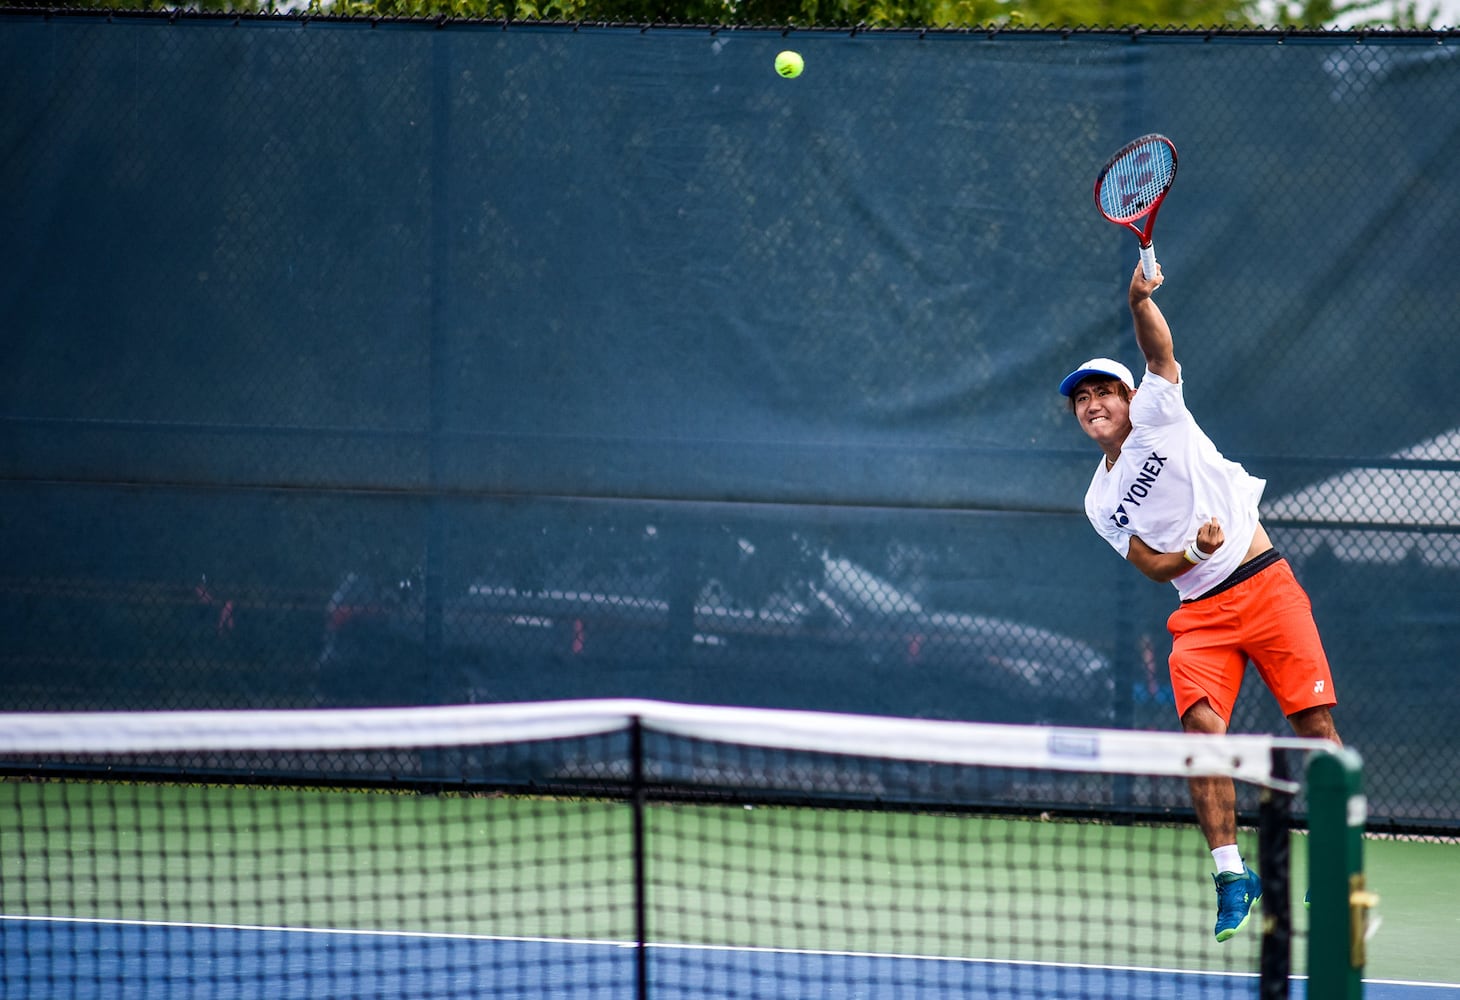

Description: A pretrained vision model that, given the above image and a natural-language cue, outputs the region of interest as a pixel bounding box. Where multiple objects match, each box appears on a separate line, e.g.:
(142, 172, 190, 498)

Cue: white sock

(1212, 844, 1244, 875)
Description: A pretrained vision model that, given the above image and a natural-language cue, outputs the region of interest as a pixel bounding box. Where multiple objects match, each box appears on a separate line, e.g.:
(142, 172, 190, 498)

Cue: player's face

(1071, 378, 1132, 448)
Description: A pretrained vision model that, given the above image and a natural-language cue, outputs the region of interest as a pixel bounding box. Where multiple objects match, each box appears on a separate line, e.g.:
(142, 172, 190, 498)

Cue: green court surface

(1359, 834, 1460, 985)
(3, 780, 1456, 988)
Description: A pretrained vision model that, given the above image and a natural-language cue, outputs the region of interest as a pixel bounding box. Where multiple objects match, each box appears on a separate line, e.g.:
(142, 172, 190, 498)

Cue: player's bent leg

(1181, 698, 1261, 939)
(1182, 700, 1238, 849)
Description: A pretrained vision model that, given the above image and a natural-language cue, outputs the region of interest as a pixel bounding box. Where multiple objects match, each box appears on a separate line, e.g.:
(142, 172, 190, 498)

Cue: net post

(1307, 747, 1368, 1000)
(630, 715, 649, 1000)
(1259, 747, 1292, 999)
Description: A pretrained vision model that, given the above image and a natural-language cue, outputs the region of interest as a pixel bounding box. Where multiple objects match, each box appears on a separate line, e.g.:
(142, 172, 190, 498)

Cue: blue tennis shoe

(1213, 864, 1263, 942)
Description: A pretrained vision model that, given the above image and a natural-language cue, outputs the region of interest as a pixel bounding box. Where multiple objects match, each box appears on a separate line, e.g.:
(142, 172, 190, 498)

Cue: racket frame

(1094, 133, 1178, 279)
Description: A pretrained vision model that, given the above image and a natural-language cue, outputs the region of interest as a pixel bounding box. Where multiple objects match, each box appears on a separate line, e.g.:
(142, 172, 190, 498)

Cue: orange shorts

(1166, 557, 1336, 724)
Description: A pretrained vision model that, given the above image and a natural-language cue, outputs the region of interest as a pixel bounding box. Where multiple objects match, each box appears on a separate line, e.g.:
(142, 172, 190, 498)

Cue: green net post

(1307, 747, 1371, 1000)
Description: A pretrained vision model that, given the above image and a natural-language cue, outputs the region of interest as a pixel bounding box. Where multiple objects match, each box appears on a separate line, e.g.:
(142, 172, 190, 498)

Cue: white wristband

(1184, 542, 1211, 565)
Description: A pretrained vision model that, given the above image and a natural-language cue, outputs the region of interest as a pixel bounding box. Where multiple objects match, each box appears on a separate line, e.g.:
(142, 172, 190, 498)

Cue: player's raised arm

(1130, 263, 1178, 385)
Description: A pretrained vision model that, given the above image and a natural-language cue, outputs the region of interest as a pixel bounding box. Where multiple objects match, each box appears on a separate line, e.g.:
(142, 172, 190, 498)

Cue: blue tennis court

(6, 916, 1457, 999)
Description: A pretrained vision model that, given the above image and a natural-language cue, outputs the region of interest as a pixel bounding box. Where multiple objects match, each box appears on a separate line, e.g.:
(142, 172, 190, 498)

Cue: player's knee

(1181, 698, 1227, 735)
(1288, 705, 1340, 744)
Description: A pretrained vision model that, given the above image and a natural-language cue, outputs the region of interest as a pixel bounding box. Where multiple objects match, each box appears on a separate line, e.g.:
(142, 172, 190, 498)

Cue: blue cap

(1059, 357, 1136, 397)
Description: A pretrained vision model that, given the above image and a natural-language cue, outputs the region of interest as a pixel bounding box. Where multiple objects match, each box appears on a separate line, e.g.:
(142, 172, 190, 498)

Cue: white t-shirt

(1083, 366, 1266, 601)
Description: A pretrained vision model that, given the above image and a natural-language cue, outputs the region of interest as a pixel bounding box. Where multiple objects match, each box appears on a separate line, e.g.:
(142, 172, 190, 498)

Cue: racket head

(1094, 134, 1178, 231)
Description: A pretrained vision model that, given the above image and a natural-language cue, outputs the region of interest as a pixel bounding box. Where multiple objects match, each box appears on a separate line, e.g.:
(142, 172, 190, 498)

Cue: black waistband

(1182, 547, 1283, 604)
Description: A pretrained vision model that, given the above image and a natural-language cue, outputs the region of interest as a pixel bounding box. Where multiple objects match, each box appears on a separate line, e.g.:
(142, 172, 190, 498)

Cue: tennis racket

(1094, 133, 1178, 280)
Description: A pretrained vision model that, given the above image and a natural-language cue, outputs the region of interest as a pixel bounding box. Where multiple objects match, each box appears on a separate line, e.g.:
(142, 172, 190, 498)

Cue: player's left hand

(1195, 517, 1224, 556)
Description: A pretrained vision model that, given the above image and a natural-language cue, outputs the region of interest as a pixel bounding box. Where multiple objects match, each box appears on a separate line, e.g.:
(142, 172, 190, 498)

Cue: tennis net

(0, 699, 1343, 999)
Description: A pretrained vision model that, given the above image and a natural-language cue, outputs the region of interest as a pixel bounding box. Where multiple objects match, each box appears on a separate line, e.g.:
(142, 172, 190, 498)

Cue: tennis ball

(775, 50, 804, 79)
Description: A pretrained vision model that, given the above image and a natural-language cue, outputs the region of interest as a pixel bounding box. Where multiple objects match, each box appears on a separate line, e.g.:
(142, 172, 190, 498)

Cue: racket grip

(1139, 243, 1158, 281)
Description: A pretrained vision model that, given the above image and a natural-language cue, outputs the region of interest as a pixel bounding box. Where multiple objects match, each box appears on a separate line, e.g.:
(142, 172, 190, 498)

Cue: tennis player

(1060, 263, 1342, 942)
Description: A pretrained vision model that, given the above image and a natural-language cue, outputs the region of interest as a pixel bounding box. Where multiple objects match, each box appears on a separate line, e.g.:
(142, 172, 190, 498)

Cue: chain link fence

(2, 13, 1458, 830)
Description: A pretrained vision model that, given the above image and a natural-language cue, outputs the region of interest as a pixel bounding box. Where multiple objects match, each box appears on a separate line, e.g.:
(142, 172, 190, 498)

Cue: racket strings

(1099, 144, 1175, 223)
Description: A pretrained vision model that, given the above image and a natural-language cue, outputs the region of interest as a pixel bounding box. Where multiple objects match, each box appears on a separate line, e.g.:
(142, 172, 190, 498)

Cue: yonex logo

(1314, 680, 1326, 694)
(1109, 453, 1171, 530)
